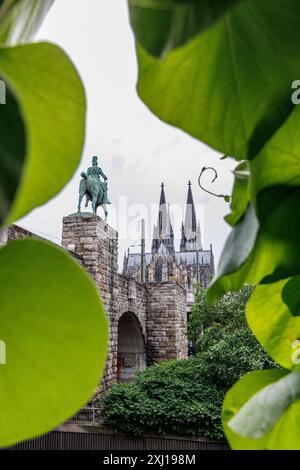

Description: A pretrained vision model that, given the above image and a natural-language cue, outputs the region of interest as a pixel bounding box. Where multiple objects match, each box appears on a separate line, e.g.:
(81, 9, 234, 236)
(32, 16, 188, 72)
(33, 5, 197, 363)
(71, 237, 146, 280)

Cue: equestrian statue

(77, 156, 110, 220)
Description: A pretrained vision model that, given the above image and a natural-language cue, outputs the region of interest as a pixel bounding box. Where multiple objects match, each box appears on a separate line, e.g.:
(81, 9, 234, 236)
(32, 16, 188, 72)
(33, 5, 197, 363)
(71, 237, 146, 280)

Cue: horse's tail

(79, 178, 87, 193)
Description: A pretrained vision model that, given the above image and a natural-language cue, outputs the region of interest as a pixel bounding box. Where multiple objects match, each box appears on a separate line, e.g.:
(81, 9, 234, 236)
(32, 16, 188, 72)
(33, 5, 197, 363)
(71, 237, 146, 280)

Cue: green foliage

(0, 1, 107, 447)
(0, 240, 108, 447)
(129, 0, 300, 449)
(0, 0, 54, 45)
(246, 279, 300, 369)
(0, 41, 86, 224)
(129, 0, 241, 58)
(187, 286, 275, 387)
(223, 369, 300, 450)
(187, 284, 253, 344)
(102, 286, 274, 439)
(102, 359, 225, 439)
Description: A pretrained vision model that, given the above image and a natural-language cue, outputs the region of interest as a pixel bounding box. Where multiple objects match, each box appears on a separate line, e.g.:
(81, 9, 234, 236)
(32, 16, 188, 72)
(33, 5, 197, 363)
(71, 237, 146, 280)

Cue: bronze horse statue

(77, 156, 109, 220)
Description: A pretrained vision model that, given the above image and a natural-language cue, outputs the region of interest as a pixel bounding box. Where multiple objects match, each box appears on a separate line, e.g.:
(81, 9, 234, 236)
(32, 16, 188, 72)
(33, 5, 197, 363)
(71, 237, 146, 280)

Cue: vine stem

(198, 167, 231, 202)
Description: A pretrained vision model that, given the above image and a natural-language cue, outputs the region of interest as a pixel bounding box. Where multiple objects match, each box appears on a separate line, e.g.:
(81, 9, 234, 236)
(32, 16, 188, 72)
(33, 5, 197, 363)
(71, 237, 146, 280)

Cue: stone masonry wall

(62, 215, 187, 396)
(146, 282, 187, 364)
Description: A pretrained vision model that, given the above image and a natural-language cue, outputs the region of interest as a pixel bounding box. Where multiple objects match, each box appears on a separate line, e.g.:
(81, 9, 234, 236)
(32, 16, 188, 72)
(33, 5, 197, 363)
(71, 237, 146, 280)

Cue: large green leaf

(247, 279, 300, 369)
(223, 369, 300, 450)
(225, 161, 250, 226)
(228, 370, 300, 439)
(129, 0, 242, 57)
(0, 0, 55, 45)
(207, 204, 258, 301)
(250, 105, 300, 202)
(134, 0, 299, 160)
(209, 185, 300, 300)
(0, 42, 86, 224)
(0, 239, 107, 447)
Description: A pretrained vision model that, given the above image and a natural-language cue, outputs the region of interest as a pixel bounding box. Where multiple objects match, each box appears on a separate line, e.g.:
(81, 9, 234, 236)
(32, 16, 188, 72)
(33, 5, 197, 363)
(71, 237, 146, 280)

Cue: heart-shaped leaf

(0, 239, 107, 447)
(225, 161, 250, 226)
(0, 42, 86, 225)
(247, 279, 300, 368)
(133, 0, 299, 160)
(207, 204, 258, 302)
(228, 370, 300, 439)
(129, 0, 242, 57)
(223, 369, 300, 449)
(0, 0, 55, 45)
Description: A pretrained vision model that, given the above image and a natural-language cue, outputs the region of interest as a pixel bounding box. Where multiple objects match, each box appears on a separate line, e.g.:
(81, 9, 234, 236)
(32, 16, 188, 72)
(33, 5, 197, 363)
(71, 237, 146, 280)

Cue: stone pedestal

(62, 214, 119, 392)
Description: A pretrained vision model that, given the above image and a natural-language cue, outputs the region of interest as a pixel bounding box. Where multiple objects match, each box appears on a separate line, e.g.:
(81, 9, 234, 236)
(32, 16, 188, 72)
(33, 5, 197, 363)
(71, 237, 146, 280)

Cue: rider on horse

(86, 156, 110, 205)
(78, 156, 110, 219)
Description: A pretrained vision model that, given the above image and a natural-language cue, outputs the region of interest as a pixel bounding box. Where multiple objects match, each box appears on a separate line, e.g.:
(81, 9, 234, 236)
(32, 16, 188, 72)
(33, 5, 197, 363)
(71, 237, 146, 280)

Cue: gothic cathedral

(123, 182, 215, 310)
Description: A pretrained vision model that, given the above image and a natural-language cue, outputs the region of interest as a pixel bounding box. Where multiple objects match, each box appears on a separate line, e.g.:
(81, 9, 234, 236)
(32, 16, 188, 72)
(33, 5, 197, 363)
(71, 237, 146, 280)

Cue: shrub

(101, 286, 276, 439)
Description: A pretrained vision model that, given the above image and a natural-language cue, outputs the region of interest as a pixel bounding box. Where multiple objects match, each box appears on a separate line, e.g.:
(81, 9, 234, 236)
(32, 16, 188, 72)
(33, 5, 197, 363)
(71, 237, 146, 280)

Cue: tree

(187, 284, 253, 347)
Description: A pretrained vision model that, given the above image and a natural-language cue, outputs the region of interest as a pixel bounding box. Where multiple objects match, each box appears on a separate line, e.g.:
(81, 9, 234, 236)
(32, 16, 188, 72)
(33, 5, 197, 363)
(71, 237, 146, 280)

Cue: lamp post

(129, 218, 146, 283)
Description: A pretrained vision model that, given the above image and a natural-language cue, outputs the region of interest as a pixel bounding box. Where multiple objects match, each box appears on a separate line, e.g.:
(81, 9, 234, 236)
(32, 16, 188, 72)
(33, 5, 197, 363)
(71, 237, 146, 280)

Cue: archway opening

(117, 312, 146, 382)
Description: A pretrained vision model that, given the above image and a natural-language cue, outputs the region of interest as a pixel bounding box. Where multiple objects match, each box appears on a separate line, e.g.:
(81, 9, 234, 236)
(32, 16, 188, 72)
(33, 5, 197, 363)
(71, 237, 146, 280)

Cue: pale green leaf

(0, 239, 107, 447)
(246, 279, 300, 369)
(225, 161, 250, 226)
(0, 0, 54, 45)
(207, 204, 258, 302)
(228, 370, 300, 439)
(222, 369, 300, 450)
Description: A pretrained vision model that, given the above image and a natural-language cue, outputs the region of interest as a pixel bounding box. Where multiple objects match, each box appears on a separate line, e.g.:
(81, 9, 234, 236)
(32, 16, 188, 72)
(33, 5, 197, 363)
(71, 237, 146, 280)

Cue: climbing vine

(128, 0, 300, 449)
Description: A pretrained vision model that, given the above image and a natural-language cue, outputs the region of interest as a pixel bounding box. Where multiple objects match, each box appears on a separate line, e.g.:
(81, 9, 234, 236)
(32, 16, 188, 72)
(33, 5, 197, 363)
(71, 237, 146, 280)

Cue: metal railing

(68, 406, 102, 425)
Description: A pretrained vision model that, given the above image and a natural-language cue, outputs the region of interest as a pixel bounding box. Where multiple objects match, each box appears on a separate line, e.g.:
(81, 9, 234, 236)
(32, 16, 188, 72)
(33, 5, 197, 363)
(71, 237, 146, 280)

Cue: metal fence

(4, 431, 229, 451)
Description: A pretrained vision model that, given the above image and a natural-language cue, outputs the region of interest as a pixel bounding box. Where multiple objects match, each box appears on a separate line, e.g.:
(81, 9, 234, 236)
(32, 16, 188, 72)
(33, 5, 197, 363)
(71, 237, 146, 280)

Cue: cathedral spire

(186, 181, 197, 233)
(180, 181, 202, 252)
(152, 183, 174, 255)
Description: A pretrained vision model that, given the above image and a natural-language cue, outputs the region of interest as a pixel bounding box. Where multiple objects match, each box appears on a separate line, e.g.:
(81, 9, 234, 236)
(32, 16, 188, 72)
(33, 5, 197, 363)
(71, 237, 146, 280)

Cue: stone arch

(117, 311, 147, 382)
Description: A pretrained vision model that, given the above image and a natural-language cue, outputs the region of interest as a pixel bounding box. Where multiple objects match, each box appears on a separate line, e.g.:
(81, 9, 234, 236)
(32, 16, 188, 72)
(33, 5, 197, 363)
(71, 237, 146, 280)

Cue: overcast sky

(19, 0, 236, 270)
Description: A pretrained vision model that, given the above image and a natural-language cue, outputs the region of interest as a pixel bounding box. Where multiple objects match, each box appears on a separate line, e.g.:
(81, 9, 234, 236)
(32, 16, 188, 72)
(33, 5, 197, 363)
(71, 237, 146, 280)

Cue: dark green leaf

(282, 277, 300, 317)
(209, 187, 300, 300)
(129, 0, 242, 57)
(135, 0, 299, 160)
(0, 78, 26, 222)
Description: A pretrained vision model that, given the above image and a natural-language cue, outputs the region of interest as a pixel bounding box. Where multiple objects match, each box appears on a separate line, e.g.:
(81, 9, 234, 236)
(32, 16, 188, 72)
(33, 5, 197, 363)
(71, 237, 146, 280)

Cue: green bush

(101, 286, 276, 439)
(101, 359, 224, 439)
